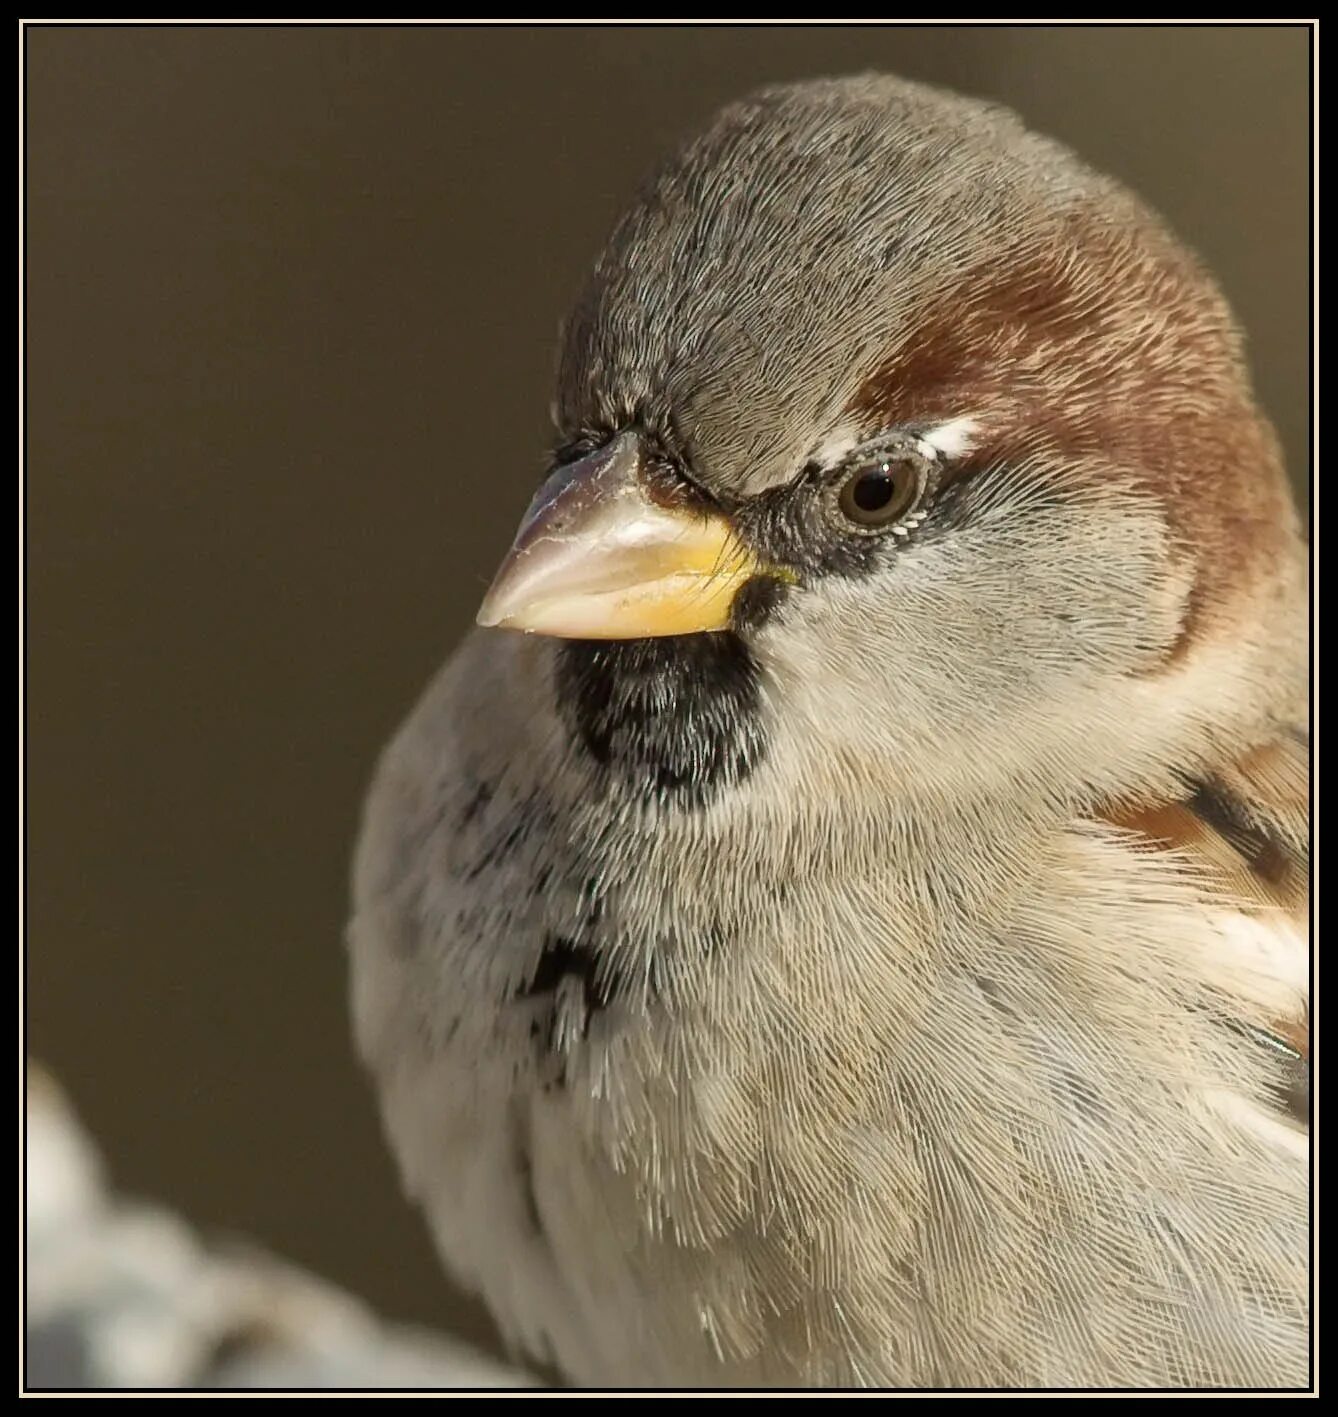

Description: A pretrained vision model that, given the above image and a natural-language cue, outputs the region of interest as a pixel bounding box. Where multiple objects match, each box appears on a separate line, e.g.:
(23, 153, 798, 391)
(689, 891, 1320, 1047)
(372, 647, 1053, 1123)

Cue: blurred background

(26, 24, 1310, 1363)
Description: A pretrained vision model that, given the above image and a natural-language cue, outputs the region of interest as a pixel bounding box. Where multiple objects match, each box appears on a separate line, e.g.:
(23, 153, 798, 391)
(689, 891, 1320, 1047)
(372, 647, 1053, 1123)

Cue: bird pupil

(853, 467, 895, 512)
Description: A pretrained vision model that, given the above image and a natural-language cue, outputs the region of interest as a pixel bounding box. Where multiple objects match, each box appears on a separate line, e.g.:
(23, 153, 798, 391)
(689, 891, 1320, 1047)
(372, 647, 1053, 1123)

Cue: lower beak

(475, 433, 763, 639)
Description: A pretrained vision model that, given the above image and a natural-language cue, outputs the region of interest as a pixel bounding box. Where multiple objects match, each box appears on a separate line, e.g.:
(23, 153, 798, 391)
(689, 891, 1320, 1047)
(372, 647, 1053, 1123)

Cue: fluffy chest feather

(349, 642, 1307, 1388)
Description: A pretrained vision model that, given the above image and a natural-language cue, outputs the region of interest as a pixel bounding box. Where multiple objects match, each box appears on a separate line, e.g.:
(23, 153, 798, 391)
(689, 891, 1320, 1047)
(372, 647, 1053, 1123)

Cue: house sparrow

(348, 75, 1309, 1388)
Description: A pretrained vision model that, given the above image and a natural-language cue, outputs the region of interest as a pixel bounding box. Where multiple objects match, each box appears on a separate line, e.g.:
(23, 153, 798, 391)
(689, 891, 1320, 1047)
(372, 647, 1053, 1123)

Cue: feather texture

(1101, 731, 1310, 1126)
(349, 74, 1310, 1389)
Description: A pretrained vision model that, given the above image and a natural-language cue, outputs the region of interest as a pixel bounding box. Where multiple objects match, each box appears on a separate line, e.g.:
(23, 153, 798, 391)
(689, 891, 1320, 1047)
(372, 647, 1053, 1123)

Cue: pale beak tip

(474, 594, 517, 631)
(475, 564, 528, 628)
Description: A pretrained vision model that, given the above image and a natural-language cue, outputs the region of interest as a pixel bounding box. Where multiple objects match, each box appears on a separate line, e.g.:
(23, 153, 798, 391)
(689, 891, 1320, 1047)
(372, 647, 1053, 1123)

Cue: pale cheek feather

(1204, 1088, 1309, 1158)
(1205, 909, 1309, 1009)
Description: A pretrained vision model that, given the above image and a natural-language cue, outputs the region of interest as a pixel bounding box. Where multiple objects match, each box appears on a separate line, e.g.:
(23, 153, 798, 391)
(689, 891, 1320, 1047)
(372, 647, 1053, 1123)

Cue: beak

(476, 433, 764, 639)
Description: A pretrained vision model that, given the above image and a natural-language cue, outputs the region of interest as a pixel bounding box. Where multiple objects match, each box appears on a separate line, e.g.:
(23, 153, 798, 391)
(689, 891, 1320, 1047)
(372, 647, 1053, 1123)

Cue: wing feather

(1101, 729, 1310, 1125)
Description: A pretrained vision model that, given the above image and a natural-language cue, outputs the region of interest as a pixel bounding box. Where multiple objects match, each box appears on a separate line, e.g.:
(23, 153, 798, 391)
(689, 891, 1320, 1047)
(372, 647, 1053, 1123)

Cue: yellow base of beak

(476, 434, 766, 640)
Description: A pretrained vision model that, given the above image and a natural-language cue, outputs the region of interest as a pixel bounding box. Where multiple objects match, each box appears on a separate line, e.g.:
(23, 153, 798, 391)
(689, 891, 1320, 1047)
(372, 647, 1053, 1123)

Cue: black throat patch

(555, 633, 767, 806)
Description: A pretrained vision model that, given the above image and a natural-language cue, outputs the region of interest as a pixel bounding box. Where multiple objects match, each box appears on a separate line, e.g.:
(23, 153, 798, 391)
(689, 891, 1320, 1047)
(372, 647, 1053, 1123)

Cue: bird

(347, 74, 1309, 1389)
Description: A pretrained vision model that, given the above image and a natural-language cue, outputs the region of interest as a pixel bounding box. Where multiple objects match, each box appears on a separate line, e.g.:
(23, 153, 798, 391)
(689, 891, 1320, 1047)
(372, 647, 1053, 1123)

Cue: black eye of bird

(836, 453, 925, 529)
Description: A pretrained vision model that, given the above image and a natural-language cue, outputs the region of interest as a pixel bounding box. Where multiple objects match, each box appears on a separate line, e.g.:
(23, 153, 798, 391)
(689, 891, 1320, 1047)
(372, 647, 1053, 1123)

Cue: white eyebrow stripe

(812, 416, 982, 474)
(919, 416, 981, 459)
(808, 425, 865, 471)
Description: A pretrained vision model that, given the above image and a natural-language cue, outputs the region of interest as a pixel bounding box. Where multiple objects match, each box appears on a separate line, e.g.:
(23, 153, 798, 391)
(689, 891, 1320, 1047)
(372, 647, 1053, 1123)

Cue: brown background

(26, 25, 1310, 1353)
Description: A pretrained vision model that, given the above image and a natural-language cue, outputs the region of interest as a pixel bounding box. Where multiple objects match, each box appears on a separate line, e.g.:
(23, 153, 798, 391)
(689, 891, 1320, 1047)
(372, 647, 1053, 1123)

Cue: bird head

(475, 76, 1304, 812)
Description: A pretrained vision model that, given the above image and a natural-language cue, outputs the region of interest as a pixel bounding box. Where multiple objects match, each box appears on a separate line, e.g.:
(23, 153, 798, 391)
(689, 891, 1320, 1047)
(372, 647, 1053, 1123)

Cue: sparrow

(348, 74, 1309, 1389)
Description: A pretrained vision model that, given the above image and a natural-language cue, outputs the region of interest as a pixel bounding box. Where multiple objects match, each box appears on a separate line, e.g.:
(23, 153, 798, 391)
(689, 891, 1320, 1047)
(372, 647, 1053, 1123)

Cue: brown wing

(1102, 728, 1310, 1123)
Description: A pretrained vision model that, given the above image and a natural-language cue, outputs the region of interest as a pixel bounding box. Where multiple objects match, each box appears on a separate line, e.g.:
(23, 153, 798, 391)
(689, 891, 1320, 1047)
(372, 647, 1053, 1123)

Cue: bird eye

(836, 454, 925, 529)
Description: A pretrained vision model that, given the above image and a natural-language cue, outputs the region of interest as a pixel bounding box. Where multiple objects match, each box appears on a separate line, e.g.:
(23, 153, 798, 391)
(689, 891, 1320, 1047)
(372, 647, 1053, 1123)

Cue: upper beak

(475, 432, 764, 639)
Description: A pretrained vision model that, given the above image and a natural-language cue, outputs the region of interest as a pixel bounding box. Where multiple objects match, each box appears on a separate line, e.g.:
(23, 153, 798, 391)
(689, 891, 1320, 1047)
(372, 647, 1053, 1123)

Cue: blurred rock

(24, 1065, 533, 1390)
